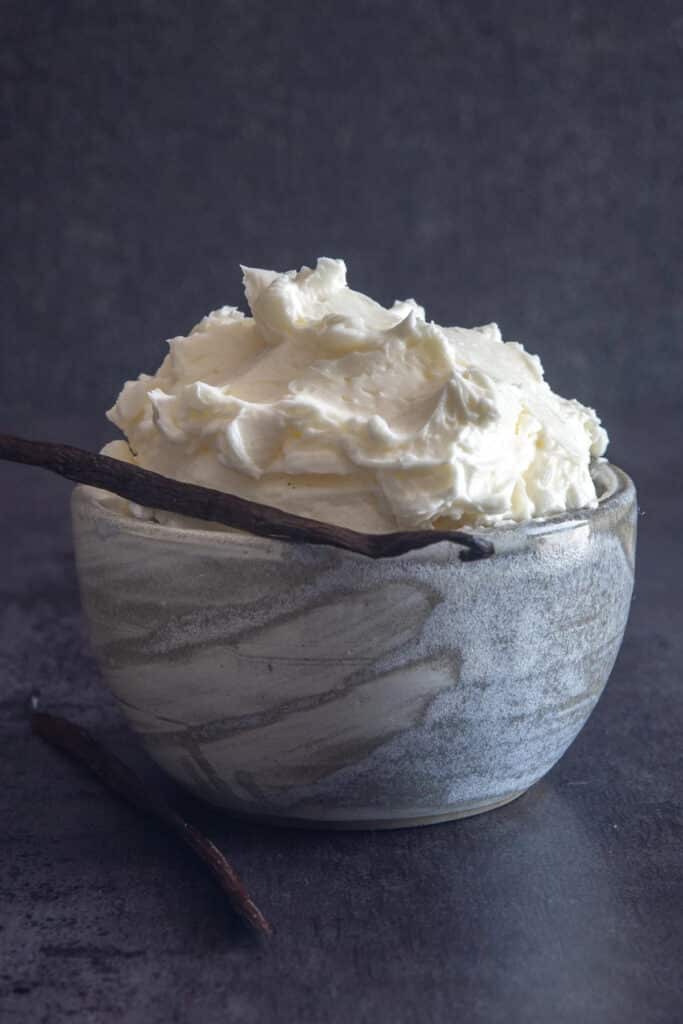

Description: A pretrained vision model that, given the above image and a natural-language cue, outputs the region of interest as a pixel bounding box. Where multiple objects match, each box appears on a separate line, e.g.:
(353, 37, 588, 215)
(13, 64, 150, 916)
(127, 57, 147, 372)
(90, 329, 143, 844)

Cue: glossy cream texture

(104, 258, 608, 531)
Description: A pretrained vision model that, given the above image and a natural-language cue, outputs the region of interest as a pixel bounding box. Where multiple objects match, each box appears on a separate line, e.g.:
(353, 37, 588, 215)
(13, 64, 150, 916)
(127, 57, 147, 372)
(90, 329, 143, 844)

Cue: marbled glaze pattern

(71, 464, 636, 828)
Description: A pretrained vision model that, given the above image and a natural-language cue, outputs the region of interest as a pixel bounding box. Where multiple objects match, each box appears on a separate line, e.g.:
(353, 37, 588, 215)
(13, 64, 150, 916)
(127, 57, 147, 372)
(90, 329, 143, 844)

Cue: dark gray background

(3, 0, 682, 445)
(1, 2, 682, 1023)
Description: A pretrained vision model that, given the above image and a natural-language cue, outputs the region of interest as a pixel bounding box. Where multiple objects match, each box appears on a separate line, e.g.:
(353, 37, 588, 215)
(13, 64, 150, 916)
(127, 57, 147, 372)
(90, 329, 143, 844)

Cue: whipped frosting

(104, 258, 608, 532)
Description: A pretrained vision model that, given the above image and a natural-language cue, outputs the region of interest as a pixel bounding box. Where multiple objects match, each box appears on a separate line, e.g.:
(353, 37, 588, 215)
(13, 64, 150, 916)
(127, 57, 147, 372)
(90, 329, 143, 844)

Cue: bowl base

(212, 788, 528, 831)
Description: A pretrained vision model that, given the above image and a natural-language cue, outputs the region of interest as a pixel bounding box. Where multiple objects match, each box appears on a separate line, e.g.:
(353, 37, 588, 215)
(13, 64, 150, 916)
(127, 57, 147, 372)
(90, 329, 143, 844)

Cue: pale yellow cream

(105, 258, 608, 531)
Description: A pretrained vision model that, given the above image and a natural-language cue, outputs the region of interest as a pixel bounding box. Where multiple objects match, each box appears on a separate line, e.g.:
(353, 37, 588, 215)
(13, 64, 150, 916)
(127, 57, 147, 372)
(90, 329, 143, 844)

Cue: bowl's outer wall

(71, 480, 637, 826)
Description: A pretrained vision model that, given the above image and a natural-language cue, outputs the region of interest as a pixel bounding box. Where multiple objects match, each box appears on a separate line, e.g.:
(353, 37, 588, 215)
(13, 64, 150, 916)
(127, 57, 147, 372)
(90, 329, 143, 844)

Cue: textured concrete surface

(2, 1, 683, 446)
(2, 2, 682, 1020)
(1, 421, 682, 1024)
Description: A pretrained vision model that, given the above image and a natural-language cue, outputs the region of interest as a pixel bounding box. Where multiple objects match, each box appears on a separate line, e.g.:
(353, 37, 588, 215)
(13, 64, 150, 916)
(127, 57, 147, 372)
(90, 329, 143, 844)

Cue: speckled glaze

(71, 463, 636, 829)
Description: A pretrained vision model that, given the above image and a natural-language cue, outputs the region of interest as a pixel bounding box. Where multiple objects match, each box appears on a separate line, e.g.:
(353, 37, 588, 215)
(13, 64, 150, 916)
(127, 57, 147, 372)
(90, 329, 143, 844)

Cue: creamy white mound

(104, 258, 608, 532)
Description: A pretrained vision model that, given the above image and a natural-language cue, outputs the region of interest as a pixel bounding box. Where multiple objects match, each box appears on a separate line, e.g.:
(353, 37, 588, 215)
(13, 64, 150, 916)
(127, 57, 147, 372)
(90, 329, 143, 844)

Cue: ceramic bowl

(71, 463, 636, 829)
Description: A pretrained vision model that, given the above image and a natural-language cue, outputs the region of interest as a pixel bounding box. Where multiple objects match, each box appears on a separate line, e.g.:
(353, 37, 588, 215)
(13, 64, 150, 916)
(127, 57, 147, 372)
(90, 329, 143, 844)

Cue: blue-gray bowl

(71, 462, 636, 828)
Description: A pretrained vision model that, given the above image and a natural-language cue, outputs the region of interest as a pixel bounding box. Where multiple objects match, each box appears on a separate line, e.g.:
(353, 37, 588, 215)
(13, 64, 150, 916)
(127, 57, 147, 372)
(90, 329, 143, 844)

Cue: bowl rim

(71, 461, 636, 557)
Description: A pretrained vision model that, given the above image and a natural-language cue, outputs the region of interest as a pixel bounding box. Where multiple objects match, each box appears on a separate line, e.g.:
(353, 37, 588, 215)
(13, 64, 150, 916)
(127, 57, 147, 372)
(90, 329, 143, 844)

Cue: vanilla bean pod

(0, 434, 494, 561)
(30, 700, 272, 938)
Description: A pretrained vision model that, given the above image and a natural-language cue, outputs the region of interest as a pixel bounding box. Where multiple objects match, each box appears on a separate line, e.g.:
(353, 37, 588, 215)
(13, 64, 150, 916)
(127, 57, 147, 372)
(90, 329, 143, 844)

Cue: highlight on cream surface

(104, 258, 608, 532)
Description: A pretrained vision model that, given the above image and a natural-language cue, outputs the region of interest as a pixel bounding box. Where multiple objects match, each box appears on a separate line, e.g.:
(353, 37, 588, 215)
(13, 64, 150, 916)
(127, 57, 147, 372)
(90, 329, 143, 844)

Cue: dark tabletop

(2, 2, 683, 1021)
(1, 416, 682, 1024)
